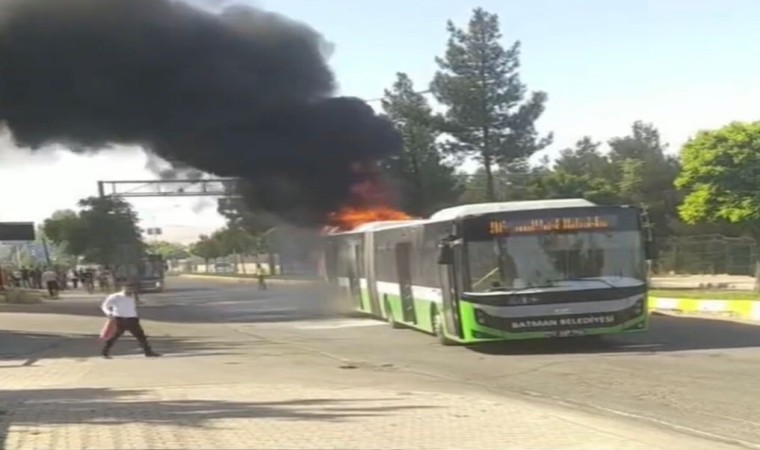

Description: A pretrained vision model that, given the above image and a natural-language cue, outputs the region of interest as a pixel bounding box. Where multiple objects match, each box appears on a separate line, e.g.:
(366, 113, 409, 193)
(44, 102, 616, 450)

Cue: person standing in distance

(101, 282, 160, 359)
(42, 266, 60, 298)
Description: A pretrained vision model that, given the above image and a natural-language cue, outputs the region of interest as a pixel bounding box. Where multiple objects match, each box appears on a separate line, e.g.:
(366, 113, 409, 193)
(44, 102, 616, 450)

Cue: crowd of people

(1, 265, 117, 298)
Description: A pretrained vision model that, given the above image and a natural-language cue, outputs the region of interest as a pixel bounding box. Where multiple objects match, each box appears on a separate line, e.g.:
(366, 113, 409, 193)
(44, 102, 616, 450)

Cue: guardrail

(649, 296, 760, 322)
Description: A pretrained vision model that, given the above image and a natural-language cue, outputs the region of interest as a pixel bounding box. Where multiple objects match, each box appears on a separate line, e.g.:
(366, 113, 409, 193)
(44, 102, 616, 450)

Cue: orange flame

(324, 163, 412, 232)
(328, 206, 411, 232)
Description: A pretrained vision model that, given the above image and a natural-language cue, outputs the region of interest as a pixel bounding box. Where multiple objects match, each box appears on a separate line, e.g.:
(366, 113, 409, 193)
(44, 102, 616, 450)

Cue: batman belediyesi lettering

(511, 315, 615, 329)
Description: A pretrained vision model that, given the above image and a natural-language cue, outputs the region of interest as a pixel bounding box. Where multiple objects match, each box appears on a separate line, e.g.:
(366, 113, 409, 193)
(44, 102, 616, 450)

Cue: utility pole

(41, 237, 53, 267)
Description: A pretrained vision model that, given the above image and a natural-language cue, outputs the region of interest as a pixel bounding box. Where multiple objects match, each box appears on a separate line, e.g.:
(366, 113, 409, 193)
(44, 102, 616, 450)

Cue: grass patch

(0, 289, 44, 304)
(650, 289, 760, 300)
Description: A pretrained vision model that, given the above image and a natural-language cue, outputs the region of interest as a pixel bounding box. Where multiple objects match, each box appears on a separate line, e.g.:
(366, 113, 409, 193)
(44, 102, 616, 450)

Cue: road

(157, 277, 760, 447)
(3, 277, 760, 448)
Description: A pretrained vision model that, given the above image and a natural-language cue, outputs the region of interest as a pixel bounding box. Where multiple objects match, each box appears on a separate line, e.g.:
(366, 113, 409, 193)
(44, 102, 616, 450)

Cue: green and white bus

(323, 199, 655, 345)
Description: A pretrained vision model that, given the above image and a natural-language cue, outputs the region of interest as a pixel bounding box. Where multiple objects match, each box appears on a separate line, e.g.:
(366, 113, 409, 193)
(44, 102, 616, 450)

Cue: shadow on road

(0, 330, 240, 363)
(467, 314, 760, 355)
(0, 387, 434, 447)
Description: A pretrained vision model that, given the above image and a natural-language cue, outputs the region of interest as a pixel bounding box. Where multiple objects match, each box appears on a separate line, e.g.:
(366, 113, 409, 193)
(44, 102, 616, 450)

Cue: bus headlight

(632, 297, 644, 315)
(474, 309, 488, 326)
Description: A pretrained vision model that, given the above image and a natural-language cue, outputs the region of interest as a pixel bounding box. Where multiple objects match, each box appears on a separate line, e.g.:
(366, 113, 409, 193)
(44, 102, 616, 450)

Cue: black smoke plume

(0, 0, 401, 225)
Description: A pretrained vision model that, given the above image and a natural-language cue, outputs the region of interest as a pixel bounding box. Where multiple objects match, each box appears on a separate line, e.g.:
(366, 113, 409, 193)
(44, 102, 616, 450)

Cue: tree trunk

(751, 233, 760, 293)
(409, 154, 425, 214)
(204, 258, 209, 273)
(239, 253, 247, 275)
(268, 251, 277, 276)
(483, 153, 496, 202)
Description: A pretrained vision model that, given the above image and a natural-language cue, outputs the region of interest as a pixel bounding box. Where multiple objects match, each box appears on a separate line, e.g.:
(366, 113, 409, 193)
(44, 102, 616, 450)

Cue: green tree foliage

(212, 226, 264, 257)
(189, 234, 224, 270)
(217, 198, 277, 271)
(527, 137, 619, 204)
(432, 7, 551, 201)
(381, 72, 461, 215)
(676, 121, 760, 236)
(42, 197, 143, 265)
(458, 166, 536, 204)
(608, 122, 680, 237)
(517, 123, 679, 239)
(676, 121, 760, 285)
(147, 241, 190, 260)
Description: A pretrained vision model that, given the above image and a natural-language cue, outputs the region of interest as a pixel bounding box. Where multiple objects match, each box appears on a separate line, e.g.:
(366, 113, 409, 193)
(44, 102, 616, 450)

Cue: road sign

(145, 228, 163, 236)
(0, 222, 35, 241)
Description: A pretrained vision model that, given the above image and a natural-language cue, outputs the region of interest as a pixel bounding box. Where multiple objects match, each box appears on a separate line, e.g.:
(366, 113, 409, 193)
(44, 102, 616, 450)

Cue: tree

(189, 234, 224, 272)
(431, 7, 551, 201)
(381, 72, 461, 215)
(215, 226, 254, 254)
(147, 241, 190, 260)
(675, 121, 760, 288)
(522, 138, 618, 204)
(42, 197, 143, 266)
(608, 122, 680, 239)
(217, 198, 278, 273)
(528, 170, 619, 204)
(554, 137, 614, 180)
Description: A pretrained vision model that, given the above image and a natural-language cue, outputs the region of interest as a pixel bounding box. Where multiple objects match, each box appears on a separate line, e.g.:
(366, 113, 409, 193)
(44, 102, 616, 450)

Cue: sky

(1, 0, 759, 243)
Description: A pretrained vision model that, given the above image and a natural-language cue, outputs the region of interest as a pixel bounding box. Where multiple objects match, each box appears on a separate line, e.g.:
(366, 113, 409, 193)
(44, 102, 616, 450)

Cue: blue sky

(2, 0, 759, 239)
(256, 0, 760, 152)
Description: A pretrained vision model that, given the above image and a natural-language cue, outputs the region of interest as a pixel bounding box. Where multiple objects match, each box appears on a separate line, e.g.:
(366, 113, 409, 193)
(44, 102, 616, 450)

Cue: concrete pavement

(0, 280, 752, 449)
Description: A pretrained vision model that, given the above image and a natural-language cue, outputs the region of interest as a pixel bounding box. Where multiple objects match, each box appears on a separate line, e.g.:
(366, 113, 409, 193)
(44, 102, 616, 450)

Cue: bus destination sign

(487, 215, 615, 236)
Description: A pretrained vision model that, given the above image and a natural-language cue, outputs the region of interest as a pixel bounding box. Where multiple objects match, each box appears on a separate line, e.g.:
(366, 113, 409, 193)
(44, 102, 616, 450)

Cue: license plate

(555, 329, 586, 338)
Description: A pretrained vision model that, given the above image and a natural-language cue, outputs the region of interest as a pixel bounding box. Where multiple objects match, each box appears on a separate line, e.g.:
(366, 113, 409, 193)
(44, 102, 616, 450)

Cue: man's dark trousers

(102, 317, 155, 356)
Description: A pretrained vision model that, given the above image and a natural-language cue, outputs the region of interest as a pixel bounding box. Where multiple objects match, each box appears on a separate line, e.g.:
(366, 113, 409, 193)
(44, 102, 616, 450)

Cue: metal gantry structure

(97, 179, 240, 199)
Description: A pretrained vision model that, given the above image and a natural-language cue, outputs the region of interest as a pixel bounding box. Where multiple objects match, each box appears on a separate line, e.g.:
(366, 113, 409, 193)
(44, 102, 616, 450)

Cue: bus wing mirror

(437, 244, 454, 265)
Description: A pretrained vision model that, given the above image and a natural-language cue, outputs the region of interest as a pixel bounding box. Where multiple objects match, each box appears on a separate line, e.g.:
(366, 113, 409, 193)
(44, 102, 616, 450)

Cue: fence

(655, 235, 757, 276)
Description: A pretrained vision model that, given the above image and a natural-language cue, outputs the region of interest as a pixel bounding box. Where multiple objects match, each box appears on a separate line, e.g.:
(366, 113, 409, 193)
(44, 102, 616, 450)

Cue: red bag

(99, 318, 117, 341)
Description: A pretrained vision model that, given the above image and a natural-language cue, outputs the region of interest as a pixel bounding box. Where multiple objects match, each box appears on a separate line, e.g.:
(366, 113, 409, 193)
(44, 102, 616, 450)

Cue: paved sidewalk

(1, 378, 733, 450)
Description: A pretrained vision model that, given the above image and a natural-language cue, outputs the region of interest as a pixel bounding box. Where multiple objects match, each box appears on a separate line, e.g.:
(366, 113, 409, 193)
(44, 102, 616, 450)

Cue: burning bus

(322, 199, 655, 345)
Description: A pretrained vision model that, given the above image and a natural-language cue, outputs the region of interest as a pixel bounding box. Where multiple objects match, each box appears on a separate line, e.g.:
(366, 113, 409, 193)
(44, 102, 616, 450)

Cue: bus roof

(429, 199, 597, 221)
(330, 220, 424, 235)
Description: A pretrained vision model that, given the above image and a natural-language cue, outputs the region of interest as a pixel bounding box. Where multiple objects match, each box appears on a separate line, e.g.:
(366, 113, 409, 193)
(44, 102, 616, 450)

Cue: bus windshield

(467, 230, 646, 292)
(139, 256, 164, 279)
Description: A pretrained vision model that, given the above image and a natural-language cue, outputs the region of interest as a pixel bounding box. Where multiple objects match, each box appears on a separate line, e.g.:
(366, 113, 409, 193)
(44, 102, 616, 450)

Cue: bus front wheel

(432, 307, 456, 346)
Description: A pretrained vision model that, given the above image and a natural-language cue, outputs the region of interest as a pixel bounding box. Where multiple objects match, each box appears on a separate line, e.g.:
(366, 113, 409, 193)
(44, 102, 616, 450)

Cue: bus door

(364, 233, 382, 316)
(395, 242, 417, 324)
(347, 243, 363, 310)
(438, 240, 464, 339)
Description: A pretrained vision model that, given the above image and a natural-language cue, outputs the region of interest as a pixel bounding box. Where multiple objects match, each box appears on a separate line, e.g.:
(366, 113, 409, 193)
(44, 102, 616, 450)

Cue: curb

(649, 296, 760, 322)
(178, 274, 319, 286)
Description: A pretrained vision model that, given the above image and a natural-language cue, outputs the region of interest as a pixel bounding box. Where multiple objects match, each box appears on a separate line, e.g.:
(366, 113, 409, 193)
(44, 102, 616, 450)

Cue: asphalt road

(55, 277, 760, 447)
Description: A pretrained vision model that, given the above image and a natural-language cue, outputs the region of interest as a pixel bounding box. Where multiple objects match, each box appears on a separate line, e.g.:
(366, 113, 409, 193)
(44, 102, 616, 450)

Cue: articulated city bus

(323, 199, 655, 345)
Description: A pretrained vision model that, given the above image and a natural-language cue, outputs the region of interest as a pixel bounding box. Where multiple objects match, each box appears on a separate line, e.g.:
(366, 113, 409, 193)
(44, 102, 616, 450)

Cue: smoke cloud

(0, 0, 401, 225)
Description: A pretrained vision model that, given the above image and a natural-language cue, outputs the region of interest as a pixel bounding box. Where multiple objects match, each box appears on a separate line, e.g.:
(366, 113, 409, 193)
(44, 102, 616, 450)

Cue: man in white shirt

(41, 268, 59, 298)
(101, 283, 160, 358)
